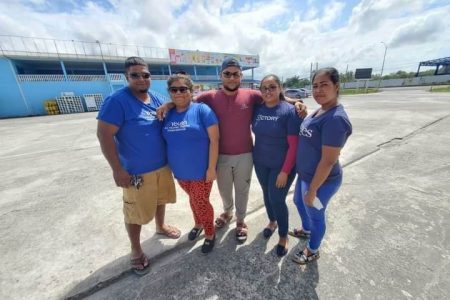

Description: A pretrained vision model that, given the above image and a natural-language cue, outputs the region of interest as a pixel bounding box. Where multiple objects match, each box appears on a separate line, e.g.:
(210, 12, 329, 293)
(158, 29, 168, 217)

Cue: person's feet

(262, 222, 277, 239)
(156, 224, 181, 239)
(215, 213, 232, 228)
(276, 237, 288, 257)
(292, 247, 320, 264)
(236, 221, 248, 243)
(130, 253, 150, 275)
(188, 226, 203, 241)
(201, 235, 216, 254)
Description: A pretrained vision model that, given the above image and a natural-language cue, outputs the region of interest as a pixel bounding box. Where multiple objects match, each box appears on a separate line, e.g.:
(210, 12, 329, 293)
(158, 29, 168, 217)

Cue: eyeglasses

(260, 85, 278, 93)
(222, 71, 241, 79)
(129, 72, 151, 79)
(168, 86, 190, 94)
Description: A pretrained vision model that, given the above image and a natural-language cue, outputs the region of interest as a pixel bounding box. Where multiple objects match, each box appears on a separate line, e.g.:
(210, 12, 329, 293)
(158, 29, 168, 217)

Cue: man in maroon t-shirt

(158, 58, 306, 243)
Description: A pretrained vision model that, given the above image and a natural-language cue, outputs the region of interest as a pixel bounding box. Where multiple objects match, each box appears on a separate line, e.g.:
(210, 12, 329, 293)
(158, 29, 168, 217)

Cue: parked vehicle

(284, 88, 307, 99)
(299, 88, 311, 97)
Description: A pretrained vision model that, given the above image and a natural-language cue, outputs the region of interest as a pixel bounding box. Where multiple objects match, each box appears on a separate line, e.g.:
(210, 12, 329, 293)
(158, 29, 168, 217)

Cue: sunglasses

(129, 72, 151, 79)
(260, 85, 278, 93)
(168, 86, 190, 94)
(222, 71, 241, 79)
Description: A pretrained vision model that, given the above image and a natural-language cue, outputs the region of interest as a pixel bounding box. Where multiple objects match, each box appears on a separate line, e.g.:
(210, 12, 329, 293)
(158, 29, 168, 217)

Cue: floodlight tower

(378, 41, 388, 89)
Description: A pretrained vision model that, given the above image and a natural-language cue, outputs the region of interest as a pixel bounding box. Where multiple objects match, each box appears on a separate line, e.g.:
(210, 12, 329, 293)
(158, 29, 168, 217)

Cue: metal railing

(17, 74, 65, 82)
(0, 35, 169, 62)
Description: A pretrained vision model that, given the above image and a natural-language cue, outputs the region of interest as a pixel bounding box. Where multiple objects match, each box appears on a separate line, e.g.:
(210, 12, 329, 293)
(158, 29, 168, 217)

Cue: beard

(223, 83, 240, 92)
(138, 88, 149, 93)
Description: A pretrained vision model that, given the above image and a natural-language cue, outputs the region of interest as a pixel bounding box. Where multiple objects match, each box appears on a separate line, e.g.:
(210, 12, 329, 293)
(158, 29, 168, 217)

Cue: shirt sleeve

(287, 106, 302, 135)
(281, 135, 299, 173)
(322, 116, 352, 147)
(199, 103, 219, 128)
(96, 96, 124, 127)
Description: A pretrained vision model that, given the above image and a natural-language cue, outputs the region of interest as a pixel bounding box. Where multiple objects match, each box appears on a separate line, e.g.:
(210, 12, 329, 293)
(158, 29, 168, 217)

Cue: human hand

(113, 168, 132, 188)
(206, 168, 217, 182)
(304, 190, 316, 207)
(156, 102, 173, 120)
(295, 102, 308, 118)
(275, 172, 288, 188)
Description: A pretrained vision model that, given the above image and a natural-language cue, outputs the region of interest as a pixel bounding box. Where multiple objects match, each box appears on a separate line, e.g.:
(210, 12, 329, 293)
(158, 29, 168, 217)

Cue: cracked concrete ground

(0, 86, 449, 299)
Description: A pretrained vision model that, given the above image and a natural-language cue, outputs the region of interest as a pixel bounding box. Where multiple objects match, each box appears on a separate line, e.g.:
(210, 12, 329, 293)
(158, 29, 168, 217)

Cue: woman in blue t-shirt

(162, 74, 220, 254)
(291, 67, 352, 264)
(252, 74, 302, 257)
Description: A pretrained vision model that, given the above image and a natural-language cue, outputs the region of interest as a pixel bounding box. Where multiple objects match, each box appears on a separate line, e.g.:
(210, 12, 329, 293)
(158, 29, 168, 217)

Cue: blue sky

(2, 0, 450, 78)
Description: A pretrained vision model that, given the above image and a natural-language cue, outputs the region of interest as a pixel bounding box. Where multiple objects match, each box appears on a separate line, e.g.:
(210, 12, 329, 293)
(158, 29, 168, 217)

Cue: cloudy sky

(0, 0, 449, 79)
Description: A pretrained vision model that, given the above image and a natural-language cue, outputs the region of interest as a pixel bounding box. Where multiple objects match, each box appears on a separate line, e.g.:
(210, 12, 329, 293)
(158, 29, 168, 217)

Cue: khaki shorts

(123, 165, 176, 225)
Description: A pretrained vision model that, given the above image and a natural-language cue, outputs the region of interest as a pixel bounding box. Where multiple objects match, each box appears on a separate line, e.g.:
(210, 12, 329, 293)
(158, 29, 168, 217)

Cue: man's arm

(97, 120, 131, 188)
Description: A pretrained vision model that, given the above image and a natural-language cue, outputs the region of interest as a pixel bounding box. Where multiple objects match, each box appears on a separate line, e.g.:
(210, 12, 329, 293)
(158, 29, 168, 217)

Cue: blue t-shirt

(97, 87, 167, 174)
(162, 102, 218, 180)
(252, 101, 302, 169)
(296, 104, 352, 182)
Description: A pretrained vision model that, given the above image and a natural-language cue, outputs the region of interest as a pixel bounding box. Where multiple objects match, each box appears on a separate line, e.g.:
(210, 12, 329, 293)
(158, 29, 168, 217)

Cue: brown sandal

(235, 222, 248, 243)
(215, 213, 232, 228)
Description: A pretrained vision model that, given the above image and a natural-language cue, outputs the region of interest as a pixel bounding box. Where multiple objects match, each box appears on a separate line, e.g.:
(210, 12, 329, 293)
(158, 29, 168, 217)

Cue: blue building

(0, 35, 259, 118)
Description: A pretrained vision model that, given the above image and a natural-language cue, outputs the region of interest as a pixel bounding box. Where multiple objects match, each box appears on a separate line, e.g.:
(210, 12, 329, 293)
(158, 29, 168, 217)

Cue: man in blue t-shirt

(97, 57, 180, 275)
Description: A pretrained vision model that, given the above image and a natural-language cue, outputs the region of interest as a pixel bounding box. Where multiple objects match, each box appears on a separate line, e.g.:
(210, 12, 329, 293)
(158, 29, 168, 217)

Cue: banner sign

(169, 49, 259, 67)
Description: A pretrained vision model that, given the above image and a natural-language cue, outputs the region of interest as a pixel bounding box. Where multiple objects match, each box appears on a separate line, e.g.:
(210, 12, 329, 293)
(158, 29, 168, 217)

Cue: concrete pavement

(0, 87, 449, 299)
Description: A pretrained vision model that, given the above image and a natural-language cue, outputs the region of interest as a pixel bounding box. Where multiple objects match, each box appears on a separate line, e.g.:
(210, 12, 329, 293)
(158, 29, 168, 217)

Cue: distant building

(0, 35, 259, 118)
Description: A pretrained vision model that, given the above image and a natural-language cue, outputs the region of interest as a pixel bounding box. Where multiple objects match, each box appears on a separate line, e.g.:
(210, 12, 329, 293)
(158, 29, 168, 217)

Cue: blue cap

(221, 57, 241, 71)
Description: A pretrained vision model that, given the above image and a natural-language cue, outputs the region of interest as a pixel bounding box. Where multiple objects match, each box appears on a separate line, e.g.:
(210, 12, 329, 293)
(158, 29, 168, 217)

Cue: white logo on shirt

(240, 104, 249, 110)
(165, 120, 189, 132)
(256, 114, 279, 121)
(299, 123, 312, 137)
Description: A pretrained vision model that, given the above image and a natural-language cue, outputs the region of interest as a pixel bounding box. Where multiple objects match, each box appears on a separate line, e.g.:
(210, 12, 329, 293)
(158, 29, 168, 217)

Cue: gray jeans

(216, 153, 253, 221)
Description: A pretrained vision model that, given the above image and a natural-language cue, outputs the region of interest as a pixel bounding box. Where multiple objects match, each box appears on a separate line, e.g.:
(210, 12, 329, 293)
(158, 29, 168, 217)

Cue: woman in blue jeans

(291, 67, 352, 264)
(252, 74, 302, 257)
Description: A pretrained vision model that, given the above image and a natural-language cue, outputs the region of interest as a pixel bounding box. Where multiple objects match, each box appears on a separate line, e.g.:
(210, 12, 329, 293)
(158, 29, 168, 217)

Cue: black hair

(260, 74, 286, 100)
(124, 56, 147, 71)
(312, 67, 340, 96)
(167, 74, 194, 91)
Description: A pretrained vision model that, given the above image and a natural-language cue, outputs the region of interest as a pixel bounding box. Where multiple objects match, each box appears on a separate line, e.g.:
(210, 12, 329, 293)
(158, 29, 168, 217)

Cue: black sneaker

(188, 227, 203, 241)
(201, 235, 215, 254)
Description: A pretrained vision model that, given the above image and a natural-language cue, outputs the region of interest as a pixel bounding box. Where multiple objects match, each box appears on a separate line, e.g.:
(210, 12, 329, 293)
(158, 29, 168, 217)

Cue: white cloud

(0, 0, 449, 79)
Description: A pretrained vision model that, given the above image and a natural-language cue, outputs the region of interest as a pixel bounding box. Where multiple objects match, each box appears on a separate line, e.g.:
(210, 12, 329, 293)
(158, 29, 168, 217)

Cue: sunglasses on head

(168, 86, 190, 94)
(222, 71, 241, 79)
(260, 85, 278, 93)
(129, 72, 151, 79)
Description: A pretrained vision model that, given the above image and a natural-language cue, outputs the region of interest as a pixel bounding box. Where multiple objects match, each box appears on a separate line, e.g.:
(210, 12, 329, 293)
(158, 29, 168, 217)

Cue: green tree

(283, 76, 310, 88)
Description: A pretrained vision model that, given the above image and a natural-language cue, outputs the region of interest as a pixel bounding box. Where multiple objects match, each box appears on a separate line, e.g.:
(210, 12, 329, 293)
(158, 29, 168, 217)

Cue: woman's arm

(276, 135, 299, 188)
(304, 145, 341, 206)
(206, 124, 220, 182)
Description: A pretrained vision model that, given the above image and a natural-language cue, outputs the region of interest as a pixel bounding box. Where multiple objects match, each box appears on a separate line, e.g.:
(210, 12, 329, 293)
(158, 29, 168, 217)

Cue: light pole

(378, 41, 387, 89)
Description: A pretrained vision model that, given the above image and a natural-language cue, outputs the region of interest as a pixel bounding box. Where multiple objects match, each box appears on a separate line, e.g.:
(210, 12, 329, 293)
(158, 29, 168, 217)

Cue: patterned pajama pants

(177, 180, 215, 236)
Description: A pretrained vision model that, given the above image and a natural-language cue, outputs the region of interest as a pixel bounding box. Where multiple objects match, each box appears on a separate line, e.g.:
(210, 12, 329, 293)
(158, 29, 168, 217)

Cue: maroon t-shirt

(197, 89, 262, 155)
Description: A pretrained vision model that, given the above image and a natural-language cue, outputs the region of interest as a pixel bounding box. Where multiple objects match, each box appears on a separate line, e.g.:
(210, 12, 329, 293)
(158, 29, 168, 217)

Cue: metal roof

(419, 57, 450, 66)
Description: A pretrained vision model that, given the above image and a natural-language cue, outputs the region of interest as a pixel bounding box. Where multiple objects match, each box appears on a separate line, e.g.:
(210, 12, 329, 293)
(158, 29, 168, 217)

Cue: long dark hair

(260, 74, 285, 100)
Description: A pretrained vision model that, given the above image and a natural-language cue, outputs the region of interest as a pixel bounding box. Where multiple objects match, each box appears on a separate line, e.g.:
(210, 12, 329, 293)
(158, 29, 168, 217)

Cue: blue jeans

(293, 177, 342, 252)
(254, 163, 296, 237)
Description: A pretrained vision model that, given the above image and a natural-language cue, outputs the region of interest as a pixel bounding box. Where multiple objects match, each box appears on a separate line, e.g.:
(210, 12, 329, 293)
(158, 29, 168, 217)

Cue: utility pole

(378, 42, 387, 90)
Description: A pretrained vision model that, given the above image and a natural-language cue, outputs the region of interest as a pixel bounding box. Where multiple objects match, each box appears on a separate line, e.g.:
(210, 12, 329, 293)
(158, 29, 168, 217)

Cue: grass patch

(430, 85, 450, 92)
(340, 88, 379, 95)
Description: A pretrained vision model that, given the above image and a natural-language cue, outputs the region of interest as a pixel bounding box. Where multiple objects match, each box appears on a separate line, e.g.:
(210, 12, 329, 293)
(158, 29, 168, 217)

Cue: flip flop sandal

(215, 213, 232, 228)
(292, 249, 320, 265)
(156, 225, 181, 239)
(130, 253, 150, 275)
(288, 228, 311, 239)
(235, 222, 248, 243)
